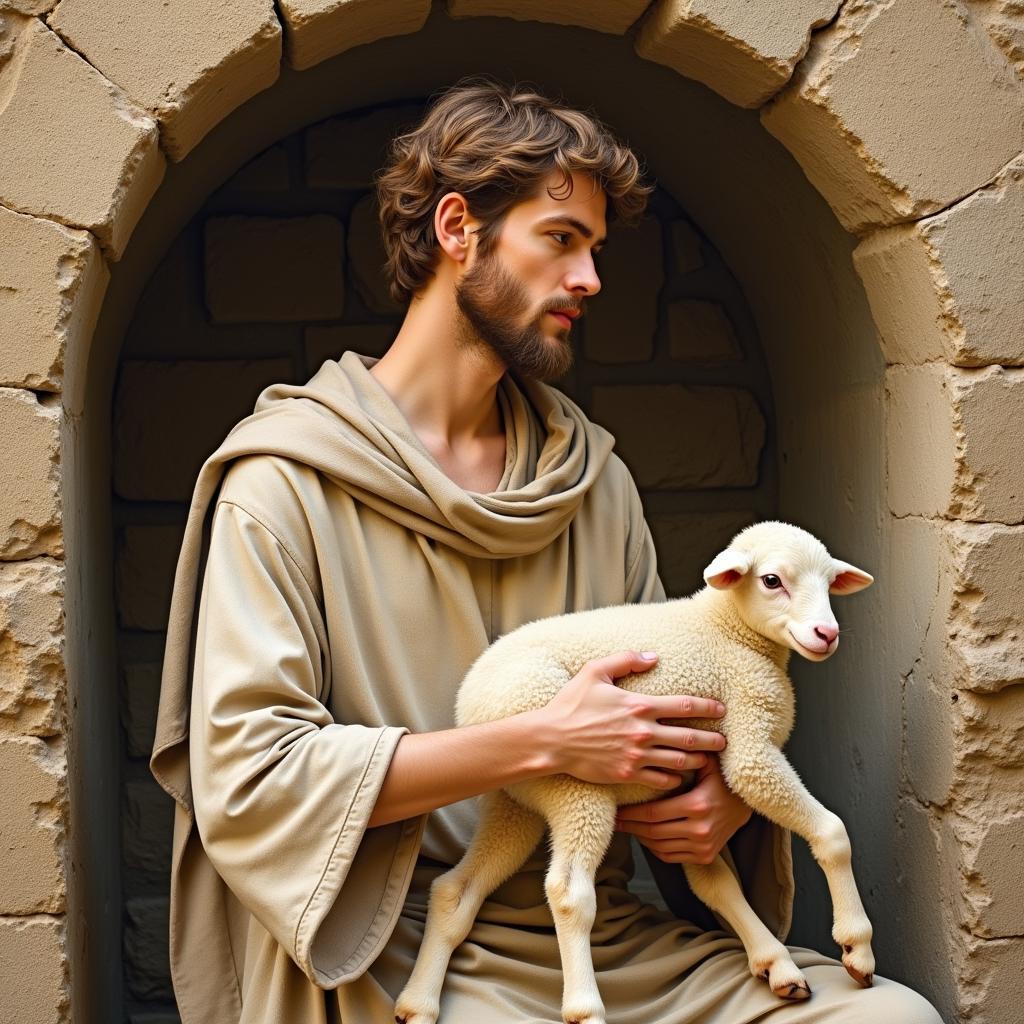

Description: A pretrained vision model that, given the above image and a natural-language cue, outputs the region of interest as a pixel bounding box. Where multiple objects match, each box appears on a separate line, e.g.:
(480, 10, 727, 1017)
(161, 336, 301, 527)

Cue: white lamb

(395, 521, 877, 1024)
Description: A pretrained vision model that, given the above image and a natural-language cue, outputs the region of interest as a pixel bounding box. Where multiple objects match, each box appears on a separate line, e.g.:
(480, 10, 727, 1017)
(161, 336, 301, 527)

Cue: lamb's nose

(814, 624, 839, 645)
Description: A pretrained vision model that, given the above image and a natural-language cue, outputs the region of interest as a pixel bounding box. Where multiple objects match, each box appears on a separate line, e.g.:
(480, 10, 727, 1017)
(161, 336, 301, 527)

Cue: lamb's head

(702, 521, 873, 661)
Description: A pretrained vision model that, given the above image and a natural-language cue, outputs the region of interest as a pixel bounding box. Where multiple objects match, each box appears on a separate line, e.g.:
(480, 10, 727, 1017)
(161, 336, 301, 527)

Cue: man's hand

(615, 754, 753, 864)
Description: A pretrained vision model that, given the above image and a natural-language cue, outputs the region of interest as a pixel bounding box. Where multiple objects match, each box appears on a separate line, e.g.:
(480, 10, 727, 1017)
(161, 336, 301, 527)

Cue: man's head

(376, 78, 651, 381)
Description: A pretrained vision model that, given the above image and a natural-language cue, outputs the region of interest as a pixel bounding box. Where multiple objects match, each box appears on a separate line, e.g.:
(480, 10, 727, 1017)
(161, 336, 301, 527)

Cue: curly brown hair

(375, 77, 652, 304)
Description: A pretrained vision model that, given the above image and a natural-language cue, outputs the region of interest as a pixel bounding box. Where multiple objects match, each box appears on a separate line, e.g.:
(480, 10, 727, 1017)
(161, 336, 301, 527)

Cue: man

(151, 79, 941, 1024)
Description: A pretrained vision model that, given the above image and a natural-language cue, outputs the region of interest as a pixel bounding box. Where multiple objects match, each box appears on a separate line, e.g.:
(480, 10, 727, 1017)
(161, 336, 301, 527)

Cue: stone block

(854, 157, 1024, 367)
(205, 215, 345, 323)
(977, 0, 1024, 80)
(0, 560, 65, 737)
(305, 104, 423, 190)
(670, 217, 703, 275)
(649, 509, 756, 597)
(585, 216, 663, 364)
(761, 1, 1024, 233)
(49, 0, 282, 162)
(121, 662, 162, 759)
(347, 194, 402, 316)
(592, 384, 765, 489)
(4, 0, 59, 12)
(0, 207, 109, 393)
(0, 15, 164, 259)
(115, 524, 186, 632)
(448, 0, 649, 33)
(0, 737, 66, 914)
(958, 686, 1024, 769)
(636, 0, 838, 108)
(0, 388, 62, 560)
(217, 144, 290, 194)
(305, 324, 396, 375)
(0, 916, 68, 1023)
(278, 0, 430, 70)
(964, 935, 1024, 1024)
(905, 667, 956, 807)
(122, 779, 173, 876)
(668, 300, 742, 363)
(969, 814, 1024, 937)
(113, 359, 293, 502)
(124, 896, 172, 1003)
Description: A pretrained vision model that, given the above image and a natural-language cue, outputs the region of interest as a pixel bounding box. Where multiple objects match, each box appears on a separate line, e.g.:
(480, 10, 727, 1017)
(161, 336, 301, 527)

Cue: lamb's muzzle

(395, 521, 877, 1024)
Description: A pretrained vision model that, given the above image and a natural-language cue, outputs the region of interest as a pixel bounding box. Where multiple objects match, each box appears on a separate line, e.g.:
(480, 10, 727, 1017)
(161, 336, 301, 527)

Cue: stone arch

(1, 3, 1022, 1023)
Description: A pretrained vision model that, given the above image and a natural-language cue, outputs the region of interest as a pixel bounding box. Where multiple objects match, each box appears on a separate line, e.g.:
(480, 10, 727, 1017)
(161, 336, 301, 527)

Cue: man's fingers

(650, 694, 726, 720)
(585, 650, 659, 682)
(617, 792, 691, 824)
(641, 747, 708, 774)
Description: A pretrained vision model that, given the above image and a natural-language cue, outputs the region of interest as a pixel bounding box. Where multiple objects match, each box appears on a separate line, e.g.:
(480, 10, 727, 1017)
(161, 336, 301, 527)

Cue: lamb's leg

(394, 790, 545, 1024)
(683, 858, 810, 1000)
(722, 743, 875, 987)
(538, 784, 619, 1024)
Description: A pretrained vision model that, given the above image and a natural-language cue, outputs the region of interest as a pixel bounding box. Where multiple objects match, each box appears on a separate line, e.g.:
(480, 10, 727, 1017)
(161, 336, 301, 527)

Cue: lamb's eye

(761, 574, 782, 590)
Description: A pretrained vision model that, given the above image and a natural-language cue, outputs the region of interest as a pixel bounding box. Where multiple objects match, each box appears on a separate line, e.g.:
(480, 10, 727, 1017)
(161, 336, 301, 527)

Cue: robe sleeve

(189, 499, 424, 988)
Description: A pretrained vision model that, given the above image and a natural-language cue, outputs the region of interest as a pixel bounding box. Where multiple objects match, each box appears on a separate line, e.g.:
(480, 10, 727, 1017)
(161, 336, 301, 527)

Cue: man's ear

(703, 549, 752, 590)
(829, 559, 874, 595)
(434, 192, 473, 262)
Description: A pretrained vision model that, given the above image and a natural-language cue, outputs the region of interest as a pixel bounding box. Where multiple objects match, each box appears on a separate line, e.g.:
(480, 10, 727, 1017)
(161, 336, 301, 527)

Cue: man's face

(454, 170, 606, 382)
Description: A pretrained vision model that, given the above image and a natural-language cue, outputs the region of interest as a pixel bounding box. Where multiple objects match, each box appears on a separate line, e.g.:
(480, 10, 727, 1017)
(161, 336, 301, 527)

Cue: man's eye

(550, 232, 570, 246)
(761, 574, 782, 590)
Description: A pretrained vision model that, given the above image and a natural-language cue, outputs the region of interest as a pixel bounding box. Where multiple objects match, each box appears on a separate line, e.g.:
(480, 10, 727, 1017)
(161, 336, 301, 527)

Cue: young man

(151, 80, 941, 1024)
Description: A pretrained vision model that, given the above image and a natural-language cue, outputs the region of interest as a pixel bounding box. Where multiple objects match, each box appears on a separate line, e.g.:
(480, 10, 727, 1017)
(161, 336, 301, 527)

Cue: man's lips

(548, 310, 579, 328)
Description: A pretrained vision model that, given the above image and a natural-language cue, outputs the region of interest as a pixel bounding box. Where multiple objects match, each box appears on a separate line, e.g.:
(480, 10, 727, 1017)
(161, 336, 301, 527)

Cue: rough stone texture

(670, 217, 703, 274)
(668, 299, 742, 363)
(448, 0, 650, 33)
(305, 324, 396, 374)
(0, 207, 109, 393)
(113, 359, 293, 502)
(115, 524, 185, 632)
(124, 897, 172, 1003)
(968, 814, 1024, 937)
(121, 662, 163, 760)
(122, 779, 173, 877)
(0, 388, 62, 561)
(48, 0, 282, 161)
(3, 0, 60, 12)
(957, 685, 1024, 769)
(585, 216, 663, 364)
(305, 104, 423, 190)
(649, 509, 756, 596)
(962, 935, 1024, 1024)
(218, 144, 290, 194)
(854, 156, 1024, 367)
(974, 0, 1024, 79)
(277, 0, 431, 71)
(0, 15, 165, 259)
(0, 915, 69, 1023)
(347, 194, 402, 316)
(0, 561, 64, 737)
(592, 384, 765, 489)
(636, 0, 838, 108)
(0, 738, 66, 914)
(762, 0, 1024, 234)
(205, 215, 345, 322)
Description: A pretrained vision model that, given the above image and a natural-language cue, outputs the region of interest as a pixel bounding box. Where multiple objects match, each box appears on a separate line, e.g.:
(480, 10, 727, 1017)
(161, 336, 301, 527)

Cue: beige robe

(151, 351, 932, 1024)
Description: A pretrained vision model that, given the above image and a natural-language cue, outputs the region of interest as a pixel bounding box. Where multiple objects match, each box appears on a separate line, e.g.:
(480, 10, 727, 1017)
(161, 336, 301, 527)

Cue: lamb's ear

(830, 559, 874, 595)
(703, 549, 752, 590)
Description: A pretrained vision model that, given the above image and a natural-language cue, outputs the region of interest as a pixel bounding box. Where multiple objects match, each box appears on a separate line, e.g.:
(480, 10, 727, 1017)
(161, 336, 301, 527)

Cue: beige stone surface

(448, 0, 649, 33)
(975, 0, 1024, 79)
(636, 0, 838, 108)
(347, 194, 402, 316)
(305, 323, 396, 373)
(961, 934, 1024, 1024)
(121, 662, 163, 759)
(305, 104, 423, 190)
(218, 144, 290, 194)
(969, 814, 1024, 937)
(124, 896, 172, 1002)
(958, 686, 1024, 768)
(0, 915, 68, 1023)
(205, 215, 345, 322)
(0, 561, 64, 738)
(649, 509, 756, 596)
(3, 0, 59, 12)
(122, 779, 173, 876)
(670, 217, 703, 274)
(585, 216, 662, 364)
(48, 0, 282, 161)
(114, 359, 293, 502)
(854, 156, 1024, 367)
(905, 668, 957, 807)
(668, 299, 742, 363)
(0, 207, 108, 392)
(278, 0, 430, 70)
(0, 16, 164, 258)
(0, 388, 61, 561)
(115, 524, 185, 632)
(0, 737, 66, 914)
(762, 0, 1024, 233)
(592, 384, 765, 489)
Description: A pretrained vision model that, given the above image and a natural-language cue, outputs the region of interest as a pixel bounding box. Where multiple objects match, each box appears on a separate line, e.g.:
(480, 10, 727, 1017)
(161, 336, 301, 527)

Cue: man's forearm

(366, 711, 554, 828)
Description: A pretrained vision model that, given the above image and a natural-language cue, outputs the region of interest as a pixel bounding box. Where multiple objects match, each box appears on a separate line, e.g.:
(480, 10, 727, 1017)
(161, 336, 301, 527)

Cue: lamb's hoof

(844, 962, 874, 988)
(774, 980, 812, 1001)
(757, 959, 812, 1001)
(394, 996, 438, 1024)
(840, 942, 875, 988)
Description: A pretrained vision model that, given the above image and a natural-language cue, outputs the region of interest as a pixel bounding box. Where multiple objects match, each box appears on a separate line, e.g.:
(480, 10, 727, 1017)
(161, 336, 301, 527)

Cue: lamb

(394, 520, 877, 1024)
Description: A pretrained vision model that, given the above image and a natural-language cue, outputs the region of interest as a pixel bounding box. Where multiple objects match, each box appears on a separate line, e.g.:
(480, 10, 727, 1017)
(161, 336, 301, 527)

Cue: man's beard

(454, 250, 577, 383)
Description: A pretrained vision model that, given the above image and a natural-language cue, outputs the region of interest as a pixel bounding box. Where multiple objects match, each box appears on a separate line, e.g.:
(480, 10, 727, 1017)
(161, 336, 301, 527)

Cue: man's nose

(566, 252, 601, 296)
